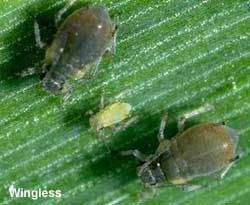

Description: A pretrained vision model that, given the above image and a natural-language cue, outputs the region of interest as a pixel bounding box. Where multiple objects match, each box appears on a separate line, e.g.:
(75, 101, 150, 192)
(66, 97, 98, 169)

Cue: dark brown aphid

(121, 104, 239, 191)
(22, 2, 118, 100)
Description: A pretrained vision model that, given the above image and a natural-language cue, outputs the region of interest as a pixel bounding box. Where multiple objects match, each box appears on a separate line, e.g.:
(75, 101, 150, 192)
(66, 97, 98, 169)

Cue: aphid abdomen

(160, 153, 188, 185)
(174, 123, 237, 179)
(90, 102, 132, 131)
(44, 5, 113, 90)
(100, 102, 131, 127)
(56, 7, 112, 66)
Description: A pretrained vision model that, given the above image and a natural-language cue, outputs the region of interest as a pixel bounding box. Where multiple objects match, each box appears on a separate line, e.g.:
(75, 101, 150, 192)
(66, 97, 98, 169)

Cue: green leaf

(0, 0, 250, 204)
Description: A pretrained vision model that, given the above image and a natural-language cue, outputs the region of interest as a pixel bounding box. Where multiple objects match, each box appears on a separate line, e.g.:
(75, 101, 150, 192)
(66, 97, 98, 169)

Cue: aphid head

(137, 160, 165, 186)
(42, 72, 64, 95)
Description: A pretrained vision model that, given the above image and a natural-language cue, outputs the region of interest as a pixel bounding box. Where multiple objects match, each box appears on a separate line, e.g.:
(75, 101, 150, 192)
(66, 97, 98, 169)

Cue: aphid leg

(181, 183, 204, 192)
(34, 21, 46, 49)
(178, 104, 214, 132)
(123, 116, 140, 127)
(100, 88, 105, 110)
(19, 67, 38, 77)
(88, 57, 102, 79)
(112, 116, 139, 133)
(85, 88, 104, 117)
(120, 149, 148, 162)
(103, 16, 120, 58)
(62, 83, 72, 106)
(220, 155, 240, 179)
(220, 162, 234, 179)
(98, 128, 111, 153)
(73, 68, 87, 80)
(85, 110, 94, 117)
(55, 0, 79, 26)
(111, 16, 120, 55)
(139, 187, 160, 199)
(19, 62, 46, 77)
(177, 116, 186, 133)
(157, 113, 168, 142)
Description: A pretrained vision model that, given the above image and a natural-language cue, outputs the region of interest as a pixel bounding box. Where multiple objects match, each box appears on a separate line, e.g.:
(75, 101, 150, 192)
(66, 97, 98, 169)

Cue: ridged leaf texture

(0, 0, 250, 204)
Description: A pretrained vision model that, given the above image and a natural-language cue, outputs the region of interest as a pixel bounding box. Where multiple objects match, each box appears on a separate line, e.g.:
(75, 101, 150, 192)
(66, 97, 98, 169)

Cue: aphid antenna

(98, 129, 112, 153)
(183, 103, 215, 119)
(112, 116, 140, 134)
(157, 112, 168, 142)
(100, 87, 106, 110)
(34, 21, 47, 49)
(55, 0, 79, 26)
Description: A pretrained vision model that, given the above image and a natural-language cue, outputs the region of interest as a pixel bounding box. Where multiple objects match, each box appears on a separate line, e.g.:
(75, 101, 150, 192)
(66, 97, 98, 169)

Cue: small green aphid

(121, 104, 240, 191)
(90, 102, 132, 132)
(88, 91, 136, 150)
(21, 1, 119, 102)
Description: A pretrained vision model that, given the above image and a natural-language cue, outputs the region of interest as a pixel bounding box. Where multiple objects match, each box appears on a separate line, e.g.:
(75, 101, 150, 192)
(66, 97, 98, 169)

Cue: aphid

(88, 90, 137, 150)
(90, 102, 132, 132)
(121, 104, 240, 191)
(22, 1, 119, 101)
